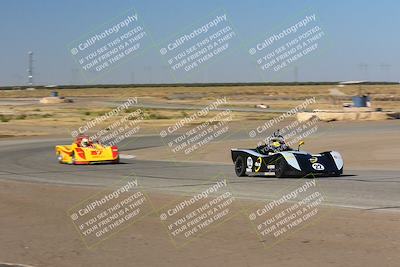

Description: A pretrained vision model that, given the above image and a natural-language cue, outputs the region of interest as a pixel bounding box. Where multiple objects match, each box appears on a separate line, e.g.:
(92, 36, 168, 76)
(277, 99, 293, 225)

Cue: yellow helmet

(272, 141, 281, 147)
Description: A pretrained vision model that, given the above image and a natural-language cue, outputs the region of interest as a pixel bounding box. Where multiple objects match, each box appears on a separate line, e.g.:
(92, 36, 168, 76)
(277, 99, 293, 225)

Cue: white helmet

(81, 138, 89, 147)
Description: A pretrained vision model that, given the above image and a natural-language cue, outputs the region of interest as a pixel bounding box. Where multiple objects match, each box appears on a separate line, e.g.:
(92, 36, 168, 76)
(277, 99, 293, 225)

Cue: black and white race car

(231, 132, 343, 178)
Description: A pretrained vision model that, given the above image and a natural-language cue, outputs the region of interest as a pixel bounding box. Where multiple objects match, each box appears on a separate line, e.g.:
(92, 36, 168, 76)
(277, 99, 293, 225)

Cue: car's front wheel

(275, 158, 287, 178)
(234, 156, 247, 177)
(333, 168, 343, 177)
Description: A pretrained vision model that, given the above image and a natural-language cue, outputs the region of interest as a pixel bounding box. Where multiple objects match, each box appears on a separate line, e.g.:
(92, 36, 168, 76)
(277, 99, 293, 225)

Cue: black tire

(234, 156, 247, 177)
(113, 156, 120, 164)
(71, 152, 76, 165)
(275, 158, 287, 178)
(333, 168, 343, 177)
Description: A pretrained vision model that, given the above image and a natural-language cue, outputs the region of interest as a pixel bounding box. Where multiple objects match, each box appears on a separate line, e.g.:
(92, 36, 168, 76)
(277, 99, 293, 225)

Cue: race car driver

(81, 138, 90, 147)
(257, 130, 291, 154)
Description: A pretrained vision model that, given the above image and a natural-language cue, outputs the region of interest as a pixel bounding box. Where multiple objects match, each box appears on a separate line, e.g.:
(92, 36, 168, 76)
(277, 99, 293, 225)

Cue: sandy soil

(1, 84, 399, 137)
(0, 179, 399, 267)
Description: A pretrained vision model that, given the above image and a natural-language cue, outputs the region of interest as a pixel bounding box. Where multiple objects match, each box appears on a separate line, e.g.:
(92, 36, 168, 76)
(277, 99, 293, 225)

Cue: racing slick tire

(275, 158, 287, 178)
(333, 168, 343, 177)
(71, 152, 76, 165)
(234, 156, 247, 177)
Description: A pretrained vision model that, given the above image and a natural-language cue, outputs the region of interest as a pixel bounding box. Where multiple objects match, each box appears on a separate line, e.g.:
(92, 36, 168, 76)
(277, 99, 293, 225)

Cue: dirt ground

(0, 179, 399, 267)
(1, 84, 399, 137)
(1, 86, 399, 266)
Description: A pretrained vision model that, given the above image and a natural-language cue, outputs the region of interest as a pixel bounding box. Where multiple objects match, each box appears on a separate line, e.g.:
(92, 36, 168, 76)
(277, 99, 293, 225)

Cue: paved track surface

(0, 132, 399, 211)
(0, 98, 291, 113)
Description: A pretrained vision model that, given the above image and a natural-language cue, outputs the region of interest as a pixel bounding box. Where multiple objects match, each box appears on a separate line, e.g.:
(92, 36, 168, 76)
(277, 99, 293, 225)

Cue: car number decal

(255, 157, 262, 172)
(312, 163, 325, 170)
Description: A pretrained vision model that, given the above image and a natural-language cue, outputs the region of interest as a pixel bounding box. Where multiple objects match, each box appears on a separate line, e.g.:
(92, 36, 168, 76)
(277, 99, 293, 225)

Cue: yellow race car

(55, 136, 119, 164)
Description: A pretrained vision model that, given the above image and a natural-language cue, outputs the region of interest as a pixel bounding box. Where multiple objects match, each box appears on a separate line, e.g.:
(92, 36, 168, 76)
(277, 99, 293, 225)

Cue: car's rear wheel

(71, 152, 76, 165)
(275, 158, 287, 178)
(235, 156, 247, 177)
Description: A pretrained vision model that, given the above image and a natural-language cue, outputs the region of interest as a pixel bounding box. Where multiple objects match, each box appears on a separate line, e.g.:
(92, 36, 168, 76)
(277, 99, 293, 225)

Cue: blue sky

(0, 0, 399, 86)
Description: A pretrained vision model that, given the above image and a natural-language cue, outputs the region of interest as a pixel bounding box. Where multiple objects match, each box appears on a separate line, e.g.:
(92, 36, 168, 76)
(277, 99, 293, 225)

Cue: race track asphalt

(0, 134, 399, 212)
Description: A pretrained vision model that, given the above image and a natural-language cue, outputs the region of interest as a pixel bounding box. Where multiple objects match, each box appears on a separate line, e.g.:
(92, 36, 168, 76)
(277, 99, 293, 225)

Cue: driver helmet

(81, 138, 89, 147)
(270, 137, 283, 148)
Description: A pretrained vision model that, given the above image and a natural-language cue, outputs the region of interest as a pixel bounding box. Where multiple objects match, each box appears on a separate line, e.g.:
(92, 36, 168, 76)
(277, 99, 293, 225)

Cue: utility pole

(28, 51, 34, 86)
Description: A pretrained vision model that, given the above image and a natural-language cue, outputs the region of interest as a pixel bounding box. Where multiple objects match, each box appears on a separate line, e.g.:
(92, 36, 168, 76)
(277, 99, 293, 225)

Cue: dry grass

(1, 84, 399, 99)
(0, 85, 398, 137)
